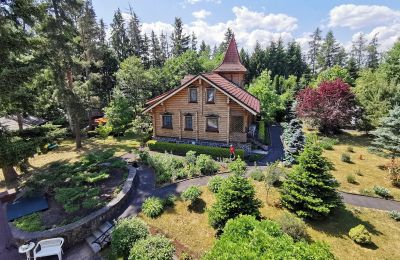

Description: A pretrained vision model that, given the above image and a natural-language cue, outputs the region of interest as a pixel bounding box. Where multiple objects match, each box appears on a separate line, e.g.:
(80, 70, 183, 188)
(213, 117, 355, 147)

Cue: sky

(92, 0, 400, 53)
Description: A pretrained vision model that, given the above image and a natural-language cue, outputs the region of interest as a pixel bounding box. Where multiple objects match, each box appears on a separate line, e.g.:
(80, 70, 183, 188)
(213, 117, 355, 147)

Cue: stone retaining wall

(9, 166, 137, 249)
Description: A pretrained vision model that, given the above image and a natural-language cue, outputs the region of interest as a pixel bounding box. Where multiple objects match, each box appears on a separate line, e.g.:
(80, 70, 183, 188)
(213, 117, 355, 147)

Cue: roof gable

(144, 73, 260, 115)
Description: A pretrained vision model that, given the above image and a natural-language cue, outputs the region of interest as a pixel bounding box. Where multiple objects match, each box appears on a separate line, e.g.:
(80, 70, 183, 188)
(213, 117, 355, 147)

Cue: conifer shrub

(227, 156, 247, 175)
(372, 186, 391, 198)
(277, 212, 308, 242)
(348, 224, 372, 245)
(282, 118, 305, 165)
(341, 153, 351, 163)
(280, 142, 341, 219)
(346, 174, 356, 184)
(389, 210, 400, 221)
(208, 174, 262, 231)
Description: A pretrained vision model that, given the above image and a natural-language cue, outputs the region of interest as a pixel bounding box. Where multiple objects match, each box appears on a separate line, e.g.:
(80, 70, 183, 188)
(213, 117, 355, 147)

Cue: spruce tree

(351, 33, 367, 69)
(171, 17, 190, 56)
(366, 34, 380, 70)
(208, 173, 262, 232)
(308, 27, 322, 75)
(160, 31, 169, 61)
(318, 31, 341, 69)
(110, 9, 129, 61)
(127, 10, 142, 57)
(281, 142, 341, 219)
(190, 32, 197, 51)
(218, 28, 233, 53)
(372, 106, 400, 155)
(141, 33, 150, 69)
(150, 31, 163, 67)
(199, 40, 207, 53)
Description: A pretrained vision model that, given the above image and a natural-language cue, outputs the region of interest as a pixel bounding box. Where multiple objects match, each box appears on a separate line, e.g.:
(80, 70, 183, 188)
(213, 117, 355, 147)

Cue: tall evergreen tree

(281, 141, 341, 219)
(160, 31, 169, 61)
(218, 27, 233, 53)
(199, 40, 207, 53)
(366, 34, 380, 70)
(171, 17, 190, 56)
(150, 31, 163, 67)
(190, 32, 197, 51)
(286, 41, 308, 79)
(239, 48, 251, 84)
(318, 31, 341, 69)
(351, 33, 367, 69)
(127, 10, 142, 57)
(308, 28, 322, 75)
(249, 41, 267, 80)
(269, 38, 286, 77)
(110, 9, 129, 61)
(141, 33, 150, 69)
(372, 106, 400, 155)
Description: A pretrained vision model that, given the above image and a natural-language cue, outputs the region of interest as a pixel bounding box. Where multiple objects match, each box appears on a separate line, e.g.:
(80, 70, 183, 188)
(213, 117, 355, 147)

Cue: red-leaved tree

(296, 79, 356, 133)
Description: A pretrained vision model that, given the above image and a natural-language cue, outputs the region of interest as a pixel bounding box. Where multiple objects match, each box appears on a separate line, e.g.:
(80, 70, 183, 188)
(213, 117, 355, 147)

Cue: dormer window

(206, 88, 215, 104)
(189, 88, 197, 103)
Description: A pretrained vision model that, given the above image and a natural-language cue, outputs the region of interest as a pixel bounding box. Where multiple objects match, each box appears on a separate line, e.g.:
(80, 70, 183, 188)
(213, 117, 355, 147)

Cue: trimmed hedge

(147, 140, 245, 159)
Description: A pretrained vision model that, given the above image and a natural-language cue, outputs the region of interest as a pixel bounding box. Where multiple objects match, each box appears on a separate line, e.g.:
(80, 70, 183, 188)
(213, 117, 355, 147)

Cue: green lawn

(140, 181, 400, 260)
(321, 130, 400, 200)
(0, 136, 139, 192)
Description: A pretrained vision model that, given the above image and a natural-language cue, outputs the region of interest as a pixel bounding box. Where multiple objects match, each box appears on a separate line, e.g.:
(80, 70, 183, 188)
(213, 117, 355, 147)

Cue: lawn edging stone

(9, 164, 137, 249)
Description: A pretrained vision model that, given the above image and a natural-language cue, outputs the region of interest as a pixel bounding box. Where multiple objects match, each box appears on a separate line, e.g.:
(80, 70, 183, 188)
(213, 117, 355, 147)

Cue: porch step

(252, 150, 269, 155)
(252, 139, 269, 151)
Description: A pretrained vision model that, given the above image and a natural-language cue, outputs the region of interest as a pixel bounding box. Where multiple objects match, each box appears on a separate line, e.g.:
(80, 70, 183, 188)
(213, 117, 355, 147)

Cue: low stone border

(9, 165, 137, 249)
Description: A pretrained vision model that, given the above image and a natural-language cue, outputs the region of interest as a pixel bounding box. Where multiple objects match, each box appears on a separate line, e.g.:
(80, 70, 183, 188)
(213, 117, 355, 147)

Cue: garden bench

(33, 237, 64, 260)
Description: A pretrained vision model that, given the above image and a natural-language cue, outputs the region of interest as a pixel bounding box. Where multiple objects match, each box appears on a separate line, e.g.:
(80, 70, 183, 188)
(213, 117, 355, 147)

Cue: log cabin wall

(150, 79, 252, 143)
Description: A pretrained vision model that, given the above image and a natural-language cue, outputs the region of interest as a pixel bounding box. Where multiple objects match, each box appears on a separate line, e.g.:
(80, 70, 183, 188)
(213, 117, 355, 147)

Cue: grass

(320, 130, 400, 200)
(13, 213, 45, 232)
(140, 181, 400, 259)
(0, 136, 139, 192)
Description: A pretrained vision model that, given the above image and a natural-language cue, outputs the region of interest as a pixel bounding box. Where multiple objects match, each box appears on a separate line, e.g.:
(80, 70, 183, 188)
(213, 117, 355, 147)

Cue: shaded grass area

(140, 181, 400, 260)
(0, 136, 139, 192)
(321, 130, 400, 200)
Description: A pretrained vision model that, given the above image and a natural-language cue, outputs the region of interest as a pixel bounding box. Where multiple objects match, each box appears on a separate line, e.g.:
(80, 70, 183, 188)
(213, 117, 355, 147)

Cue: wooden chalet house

(143, 36, 260, 151)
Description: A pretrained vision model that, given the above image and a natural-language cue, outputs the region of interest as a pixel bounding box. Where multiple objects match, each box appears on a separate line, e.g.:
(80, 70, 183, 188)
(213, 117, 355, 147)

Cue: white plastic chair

(33, 237, 64, 260)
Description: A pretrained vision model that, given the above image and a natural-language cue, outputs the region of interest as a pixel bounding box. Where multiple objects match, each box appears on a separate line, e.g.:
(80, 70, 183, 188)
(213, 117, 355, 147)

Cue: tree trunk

(16, 113, 23, 132)
(2, 166, 18, 183)
(74, 117, 82, 149)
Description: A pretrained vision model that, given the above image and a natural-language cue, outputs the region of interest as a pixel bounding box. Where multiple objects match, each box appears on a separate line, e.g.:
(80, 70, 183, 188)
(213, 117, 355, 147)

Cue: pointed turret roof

(213, 35, 247, 73)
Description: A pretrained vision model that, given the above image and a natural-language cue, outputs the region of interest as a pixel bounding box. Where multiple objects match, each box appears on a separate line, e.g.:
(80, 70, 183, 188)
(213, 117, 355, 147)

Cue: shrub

(181, 186, 202, 203)
(389, 210, 400, 221)
(147, 153, 185, 184)
(319, 137, 339, 150)
(147, 140, 245, 159)
(373, 186, 391, 198)
(162, 195, 176, 208)
(249, 167, 264, 181)
(204, 215, 334, 259)
(195, 154, 218, 175)
(82, 149, 115, 165)
(228, 156, 247, 175)
(208, 176, 224, 193)
(142, 197, 164, 218)
(348, 224, 372, 245)
(341, 153, 351, 163)
(258, 120, 270, 145)
(347, 146, 354, 152)
(277, 212, 308, 242)
(281, 142, 341, 219)
(111, 217, 149, 258)
(138, 150, 150, 164)
(185, 150, 197, 166)
(346, 174, 356, 184)
(96, 122, 112, 139)
(128, 235, 174, 260)
(86, 171, 110, 183)
(55, 186, 101, 213)
(385, 159, 400, 187)
(208, 174, 262, 231)
(360, 188, 374, 196)
(13, 213, 44, 232)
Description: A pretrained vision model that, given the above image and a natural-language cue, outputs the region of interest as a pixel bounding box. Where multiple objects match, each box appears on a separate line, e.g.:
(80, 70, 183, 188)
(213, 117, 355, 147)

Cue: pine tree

(249, 41, 267, 80)
(127, 10, 142, 57)
(150, 31, 163, 67)
(308, 28, 322, 75)
(372, 106, 400, 155)
(98, 19, 107, 46)
(171, 17, 190, 56)
(239, 48, 251, 84)
(366, 34, 380, 70)
(318, 31, 341, 69)
(346, 57, 359, 83)
(351, 33, 367, 68)
(286, 41, 308, 79)
(218, 28, 233, 53)
(199, 40, 207, 53)
(281, 142, 341, 219)
(141, 33, 150, 69)
(160, 31, 169, 60)
(110, 9, 129, 61)
(191, 32, 197, 51)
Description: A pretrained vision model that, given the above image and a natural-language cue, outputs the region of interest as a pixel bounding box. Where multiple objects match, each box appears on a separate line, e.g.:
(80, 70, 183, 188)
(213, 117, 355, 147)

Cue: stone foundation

(154, 136, 252, 154)
(10, 166, 137, 249)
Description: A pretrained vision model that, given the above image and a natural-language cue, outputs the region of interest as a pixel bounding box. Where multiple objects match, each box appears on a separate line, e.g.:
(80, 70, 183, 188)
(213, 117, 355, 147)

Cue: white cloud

(192, 9, 211, 19)
(184, 0, 221, 4)
(328, 4, 400, 29)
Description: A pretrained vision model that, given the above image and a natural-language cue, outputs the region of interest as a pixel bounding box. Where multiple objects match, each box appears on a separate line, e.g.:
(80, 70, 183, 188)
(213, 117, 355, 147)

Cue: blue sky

(92, 0, 400, 52)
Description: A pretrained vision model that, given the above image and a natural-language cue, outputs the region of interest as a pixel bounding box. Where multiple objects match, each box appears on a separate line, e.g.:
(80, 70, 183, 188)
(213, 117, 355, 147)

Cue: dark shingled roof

(213, 35, 247, 73)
